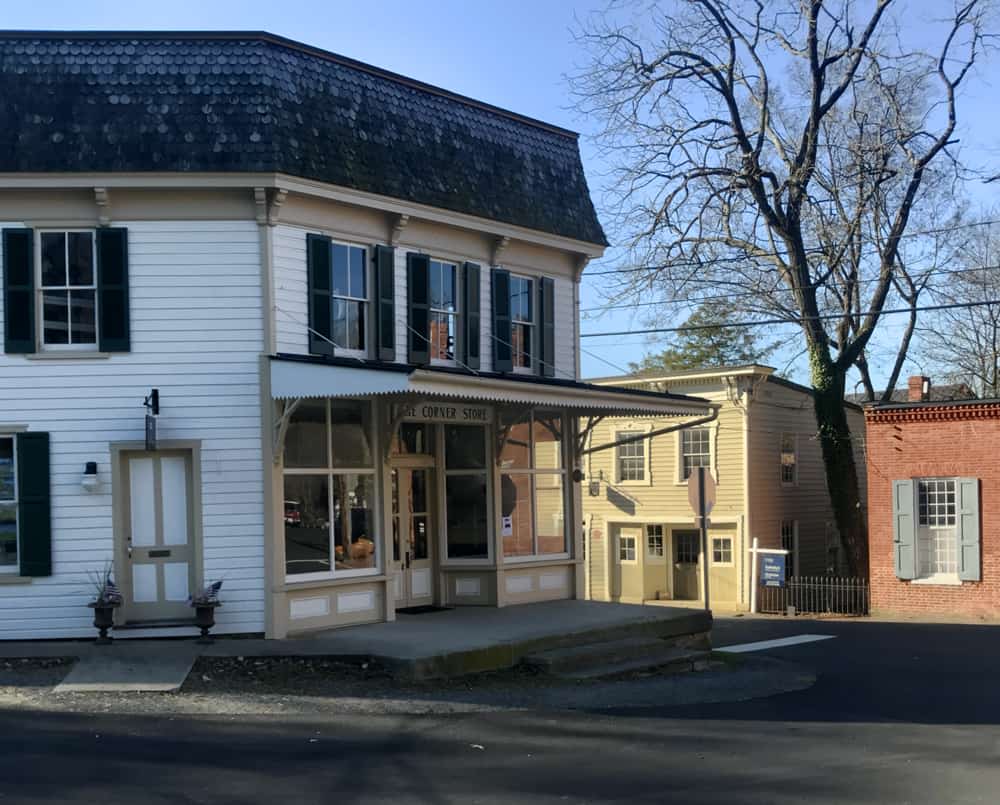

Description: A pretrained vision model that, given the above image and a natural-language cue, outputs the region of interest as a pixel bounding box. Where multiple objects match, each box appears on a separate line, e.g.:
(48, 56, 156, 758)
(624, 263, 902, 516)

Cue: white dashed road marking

(716, 634, 836, 654)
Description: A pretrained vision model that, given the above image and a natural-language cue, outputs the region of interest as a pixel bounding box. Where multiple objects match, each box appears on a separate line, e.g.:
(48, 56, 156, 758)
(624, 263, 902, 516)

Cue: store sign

(399, 403, 493, 424)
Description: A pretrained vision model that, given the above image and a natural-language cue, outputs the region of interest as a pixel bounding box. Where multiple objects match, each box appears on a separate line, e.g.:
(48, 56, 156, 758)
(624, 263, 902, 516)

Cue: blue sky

(6, 1, 997, 386)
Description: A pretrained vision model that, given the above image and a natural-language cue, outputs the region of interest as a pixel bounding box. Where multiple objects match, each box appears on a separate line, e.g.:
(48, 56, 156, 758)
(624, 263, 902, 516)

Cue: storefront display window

(444, 425, 489, 559)
(283, 399, 377, 580)
(500, 411, 567, 559)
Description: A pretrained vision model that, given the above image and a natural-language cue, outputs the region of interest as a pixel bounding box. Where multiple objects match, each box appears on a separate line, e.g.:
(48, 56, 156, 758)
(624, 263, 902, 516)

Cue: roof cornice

(866, 401, 1000, 424)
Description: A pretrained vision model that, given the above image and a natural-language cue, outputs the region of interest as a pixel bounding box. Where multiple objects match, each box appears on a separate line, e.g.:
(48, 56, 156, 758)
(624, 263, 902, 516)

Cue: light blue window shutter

(957, 477, 981, 582)
(892, 479, 917, 580)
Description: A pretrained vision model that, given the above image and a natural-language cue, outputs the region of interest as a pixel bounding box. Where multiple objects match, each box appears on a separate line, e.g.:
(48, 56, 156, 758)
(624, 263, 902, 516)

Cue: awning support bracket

(575, 415, 606, 462)
(273, 397, 302, 464)
(580, 406, 721, 457)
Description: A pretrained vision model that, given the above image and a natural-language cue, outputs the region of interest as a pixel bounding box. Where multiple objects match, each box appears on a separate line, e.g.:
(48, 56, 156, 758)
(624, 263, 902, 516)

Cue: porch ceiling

(269, 356, 713, 418)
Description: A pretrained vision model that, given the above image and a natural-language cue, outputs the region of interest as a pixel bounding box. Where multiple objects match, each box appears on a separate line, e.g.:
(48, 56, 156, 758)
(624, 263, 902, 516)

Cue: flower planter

(87, 602, 119, 645)
(192, 601, 222, 644)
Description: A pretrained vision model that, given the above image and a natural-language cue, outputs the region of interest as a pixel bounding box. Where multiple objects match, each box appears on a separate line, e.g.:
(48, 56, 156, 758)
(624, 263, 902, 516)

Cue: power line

(579, 263, 1000, 314)
(582, 217, 1000, 280)
(580, 298, 1000, 338)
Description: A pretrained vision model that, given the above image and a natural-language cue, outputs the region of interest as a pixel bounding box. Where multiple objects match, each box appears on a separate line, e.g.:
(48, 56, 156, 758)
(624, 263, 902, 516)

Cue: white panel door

(121, 450, 197, 622)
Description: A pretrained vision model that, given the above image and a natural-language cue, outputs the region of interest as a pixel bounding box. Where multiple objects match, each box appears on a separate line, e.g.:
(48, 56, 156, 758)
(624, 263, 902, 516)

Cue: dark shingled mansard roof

(0, 31, 607, 246)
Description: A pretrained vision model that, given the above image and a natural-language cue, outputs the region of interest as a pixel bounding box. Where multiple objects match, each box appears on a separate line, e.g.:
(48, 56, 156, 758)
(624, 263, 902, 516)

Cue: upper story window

(616, 432, 646, 482)
(331, 243, 368, 354)
(0, 436, 16, 573)
(510, 275, 535, 370)
(681, 428, 711, 480)
(39, 231, 97, 349)
(429, 259, 458, 362)
(780, 433, 797, 485)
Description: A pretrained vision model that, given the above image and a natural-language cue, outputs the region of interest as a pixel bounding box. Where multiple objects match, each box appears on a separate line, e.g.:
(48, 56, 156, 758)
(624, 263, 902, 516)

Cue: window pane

(332, 298, 348, 350)
(535, 474, 566, 555)
(284, 400, 328, 468)
(42, 291, 69, 345)
(446, 474, 489, 559)
(70, 290, 97, 344)
(347, 300, 366, 351)
(512, 323, 532, 368)
(441, 263, 456, 309)
(0, 438, 13, 500)
(430, 311, 455, 360)
(445, 425, 485, 469)
(67, 232, 94, 286)
(499, 415, 531, 470)
(41, 233, 65, 286)
(676, 531, 699, 564)
(393, 423, 434, 456)
(533, 413, 562, 470)
(502, 473, 534, 557)
(333, 473, 376, 571)
(349, 246, 366, 298)
(284, 475, 330, 576)
(330, 401, 373, 468)
(411, 468, 428, 514)
(429, 261, 443, 308)
(0, 503, 15, 568)
(332, 243, 349, 296)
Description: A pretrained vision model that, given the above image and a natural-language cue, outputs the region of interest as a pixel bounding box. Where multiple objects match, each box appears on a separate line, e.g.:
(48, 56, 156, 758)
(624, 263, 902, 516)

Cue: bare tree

(920, 217, 1000, 397)
(574, 0, 987, 575)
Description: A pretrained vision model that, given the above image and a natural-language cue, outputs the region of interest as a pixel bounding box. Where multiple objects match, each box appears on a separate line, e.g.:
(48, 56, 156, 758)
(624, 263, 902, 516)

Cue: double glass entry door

(391, 466, 435, 608)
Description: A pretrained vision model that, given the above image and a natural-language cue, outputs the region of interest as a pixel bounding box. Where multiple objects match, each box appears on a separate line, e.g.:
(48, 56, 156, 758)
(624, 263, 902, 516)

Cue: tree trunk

(809, 347, 868, 578)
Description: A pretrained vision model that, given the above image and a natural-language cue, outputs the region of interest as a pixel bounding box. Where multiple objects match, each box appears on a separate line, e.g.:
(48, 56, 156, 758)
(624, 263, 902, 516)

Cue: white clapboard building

(0, 31, 711, 639)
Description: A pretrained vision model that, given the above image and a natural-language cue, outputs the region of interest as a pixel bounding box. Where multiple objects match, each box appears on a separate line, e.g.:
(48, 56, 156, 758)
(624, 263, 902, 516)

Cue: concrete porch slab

(222, 600, 713, 679)
(54, 644, 199, 693)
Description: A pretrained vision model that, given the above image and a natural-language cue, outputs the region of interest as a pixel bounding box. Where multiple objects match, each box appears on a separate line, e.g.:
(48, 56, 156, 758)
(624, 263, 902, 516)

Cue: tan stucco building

(582, 366, 867, 611)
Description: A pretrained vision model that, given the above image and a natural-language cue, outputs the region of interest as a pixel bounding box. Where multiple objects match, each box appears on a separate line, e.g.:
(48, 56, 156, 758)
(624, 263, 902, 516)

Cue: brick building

(866, 376, 999, 618)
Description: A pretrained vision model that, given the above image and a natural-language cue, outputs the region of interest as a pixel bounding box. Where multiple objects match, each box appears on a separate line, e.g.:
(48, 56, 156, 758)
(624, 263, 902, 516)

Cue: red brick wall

(866, 408, 1000, 617)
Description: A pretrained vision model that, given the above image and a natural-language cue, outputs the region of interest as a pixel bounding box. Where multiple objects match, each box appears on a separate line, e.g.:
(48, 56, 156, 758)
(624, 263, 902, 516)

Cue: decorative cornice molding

(93, 187, 110, 226)
(389, 213, 410, 246)
(253, 187, 268, 225)
(491, 235, 511, 266)
(268, 188, 287, 226)
(866, 402, 1000, 424)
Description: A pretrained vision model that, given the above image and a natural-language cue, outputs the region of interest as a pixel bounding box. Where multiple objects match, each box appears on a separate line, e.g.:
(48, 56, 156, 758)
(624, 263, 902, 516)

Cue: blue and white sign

(761, 554, 786, 588)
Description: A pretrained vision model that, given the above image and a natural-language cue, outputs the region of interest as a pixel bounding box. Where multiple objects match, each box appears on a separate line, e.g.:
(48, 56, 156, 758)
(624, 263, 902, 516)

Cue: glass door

(391, 466, 435, 608)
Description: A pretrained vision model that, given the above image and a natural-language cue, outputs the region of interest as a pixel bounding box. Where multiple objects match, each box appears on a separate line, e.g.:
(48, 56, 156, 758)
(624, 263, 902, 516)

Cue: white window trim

(780, 432, 798, 487)
(614, 422, 653, 486)
(915, 477, 961, 580)
(711, 535, 735, 566)
(509, 273, 536, 375)
(645, 524, 666, 563)
(617, 532, 639, 565)
(0, 433, 19, 576)
(36, 229, 99, 353)
(675, 421, 719, 485)
(329, 240, 372, 360)
(429, 258, 460, 366)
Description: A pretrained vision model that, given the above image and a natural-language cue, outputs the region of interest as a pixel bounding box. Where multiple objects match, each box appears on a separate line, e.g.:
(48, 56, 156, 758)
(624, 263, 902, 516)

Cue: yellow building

(582, 366, 866, 611)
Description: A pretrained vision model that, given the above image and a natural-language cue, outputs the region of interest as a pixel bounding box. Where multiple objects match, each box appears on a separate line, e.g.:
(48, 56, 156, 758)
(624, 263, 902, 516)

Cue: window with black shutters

(39, 231, 97, 349)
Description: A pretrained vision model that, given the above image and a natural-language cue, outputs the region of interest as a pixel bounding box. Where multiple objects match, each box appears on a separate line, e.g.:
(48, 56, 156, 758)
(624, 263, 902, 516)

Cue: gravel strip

(0, 655, 814, 716)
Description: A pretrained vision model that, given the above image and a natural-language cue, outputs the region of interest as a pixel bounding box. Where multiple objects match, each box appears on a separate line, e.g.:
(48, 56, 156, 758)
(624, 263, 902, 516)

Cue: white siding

(0, 220, 265, 639)
(553, 274, 575, 380)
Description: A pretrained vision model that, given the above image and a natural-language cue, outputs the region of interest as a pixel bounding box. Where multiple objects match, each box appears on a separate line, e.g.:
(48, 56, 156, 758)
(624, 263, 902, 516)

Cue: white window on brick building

(917, 478, 958, 578)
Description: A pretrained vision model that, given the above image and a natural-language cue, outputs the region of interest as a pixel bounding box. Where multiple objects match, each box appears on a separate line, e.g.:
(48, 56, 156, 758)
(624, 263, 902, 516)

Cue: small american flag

(191, 579, 223, 604)
(103, 574, 123, 605)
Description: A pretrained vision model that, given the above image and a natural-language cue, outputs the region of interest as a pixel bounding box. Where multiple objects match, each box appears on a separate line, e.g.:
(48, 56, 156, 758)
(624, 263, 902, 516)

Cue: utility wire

(580, 298, 1000, 338)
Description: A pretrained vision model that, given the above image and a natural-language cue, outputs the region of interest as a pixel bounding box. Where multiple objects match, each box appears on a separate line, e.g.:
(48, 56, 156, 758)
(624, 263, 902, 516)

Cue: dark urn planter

(87, 602, 119, 645)
(193, 601, 222, 644)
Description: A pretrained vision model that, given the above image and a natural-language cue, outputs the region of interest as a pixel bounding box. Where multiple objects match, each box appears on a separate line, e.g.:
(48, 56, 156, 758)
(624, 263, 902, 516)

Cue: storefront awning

(269, 356, 713, 418)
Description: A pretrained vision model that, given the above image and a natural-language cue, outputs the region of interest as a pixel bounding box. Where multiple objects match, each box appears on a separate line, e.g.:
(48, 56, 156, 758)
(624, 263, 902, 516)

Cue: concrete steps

(522, 635, 711, 681)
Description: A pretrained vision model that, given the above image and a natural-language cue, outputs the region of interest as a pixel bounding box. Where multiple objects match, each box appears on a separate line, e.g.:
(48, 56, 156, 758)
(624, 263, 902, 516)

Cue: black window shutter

(307, 234, 334, 357)
(97, 227, 130, 352)
(407, 252, 430, 365)
(374, 245, 396, 362)
(492, 268, 512, 372)
(3, 228, 35, 354)
(16, 432, 51, 577)
(539, 276, 555, 377)
(462, 262, 481, 370)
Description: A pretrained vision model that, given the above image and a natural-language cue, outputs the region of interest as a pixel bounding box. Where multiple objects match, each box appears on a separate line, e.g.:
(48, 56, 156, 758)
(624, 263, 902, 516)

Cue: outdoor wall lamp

(81, 462, 99, 492)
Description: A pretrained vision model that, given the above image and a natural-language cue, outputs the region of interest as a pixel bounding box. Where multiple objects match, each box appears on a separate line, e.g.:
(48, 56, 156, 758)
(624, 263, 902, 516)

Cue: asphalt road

(2, 617, 999, 804)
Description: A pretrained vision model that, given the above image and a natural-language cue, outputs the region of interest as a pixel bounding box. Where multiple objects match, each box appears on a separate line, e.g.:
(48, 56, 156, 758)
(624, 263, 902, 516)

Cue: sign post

(747, 537, 790, 613)
(687, 466, 716, 612)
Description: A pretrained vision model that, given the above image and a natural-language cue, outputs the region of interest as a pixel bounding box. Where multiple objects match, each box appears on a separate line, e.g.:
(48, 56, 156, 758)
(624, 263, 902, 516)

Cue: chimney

(908, 375, 931, 402)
